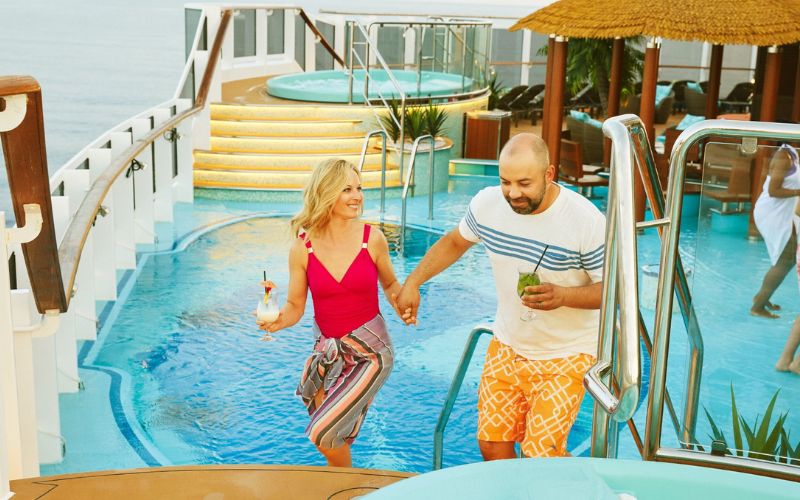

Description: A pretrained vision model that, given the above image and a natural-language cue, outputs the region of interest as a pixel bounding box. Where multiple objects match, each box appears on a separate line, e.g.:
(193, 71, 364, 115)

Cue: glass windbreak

(528, 33, 548, 87)
(315, 21, 335, 70)
(184, 8, 202, 60)
(492, 29, 523, 88)
(266, 9, 285, 55)
(657, 140, 800, 468)
(294, 14, 305, 70)
(234, 9, 256, 58)
(376, 26, 405, 69)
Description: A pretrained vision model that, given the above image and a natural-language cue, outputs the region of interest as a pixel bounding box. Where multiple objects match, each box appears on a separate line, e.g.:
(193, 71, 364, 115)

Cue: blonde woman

(257, 158, 403, 467)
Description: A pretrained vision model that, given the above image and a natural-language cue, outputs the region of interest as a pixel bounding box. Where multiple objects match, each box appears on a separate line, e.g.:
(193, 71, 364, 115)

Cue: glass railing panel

(376, 26, 405, 70)
(315, 21, 335, 70)
(470, 25, 490, 89)
(492, 28, 523, 88)
(179, 62, 195, 102)
(266, 9, 285, 55)
(233, 9, 256, 58)
(528, 32, 548, 86)
(294, 14, 305, 70)
(445, 26, 466, 81)
(659, 140, 800, 467)
(184, 8, 202, 60)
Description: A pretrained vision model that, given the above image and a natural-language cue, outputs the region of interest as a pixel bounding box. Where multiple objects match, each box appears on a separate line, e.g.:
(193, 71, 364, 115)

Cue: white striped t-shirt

(459, 184, 605, 360)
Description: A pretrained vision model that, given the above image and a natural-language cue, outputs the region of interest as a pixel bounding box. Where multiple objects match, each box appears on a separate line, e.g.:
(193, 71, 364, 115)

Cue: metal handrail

(347, 20, 407, 178)
(357, 130, 388, 213)
(433, 324, 493, 470)
(56, 10, 232, 309)
(368, 20, 492, 94)
(399, 135, 435, 252)
(587, 114, 706, 459)
(646, 119, 800, 482)
(584, 116, 642, 461)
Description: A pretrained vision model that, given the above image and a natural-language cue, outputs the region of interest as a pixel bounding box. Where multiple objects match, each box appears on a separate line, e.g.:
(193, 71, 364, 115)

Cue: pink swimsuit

(304, 224, 379, 338)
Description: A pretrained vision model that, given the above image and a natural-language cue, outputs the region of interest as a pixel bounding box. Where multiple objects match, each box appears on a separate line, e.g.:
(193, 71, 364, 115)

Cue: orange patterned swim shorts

(477, 337, 595, 457)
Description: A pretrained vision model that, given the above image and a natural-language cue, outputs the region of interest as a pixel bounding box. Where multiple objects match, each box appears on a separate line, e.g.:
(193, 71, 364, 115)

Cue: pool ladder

(357, 131, 437, 253)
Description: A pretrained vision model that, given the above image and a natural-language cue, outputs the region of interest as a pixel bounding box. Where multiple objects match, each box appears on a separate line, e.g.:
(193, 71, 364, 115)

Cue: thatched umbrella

(511, 0, 800, 220)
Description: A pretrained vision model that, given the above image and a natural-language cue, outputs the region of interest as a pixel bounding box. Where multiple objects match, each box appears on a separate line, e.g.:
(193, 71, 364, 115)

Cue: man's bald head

(497, 133, 555, 215)
(499, 133, 550, 171)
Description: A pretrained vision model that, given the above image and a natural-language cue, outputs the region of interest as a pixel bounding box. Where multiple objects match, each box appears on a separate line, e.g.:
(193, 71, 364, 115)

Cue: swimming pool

(267, 70, 473, 103)
(41, 177, 800, 476)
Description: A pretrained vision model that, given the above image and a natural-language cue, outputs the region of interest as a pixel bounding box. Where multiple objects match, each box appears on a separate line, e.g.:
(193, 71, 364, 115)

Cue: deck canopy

(510, 0, 800, 220)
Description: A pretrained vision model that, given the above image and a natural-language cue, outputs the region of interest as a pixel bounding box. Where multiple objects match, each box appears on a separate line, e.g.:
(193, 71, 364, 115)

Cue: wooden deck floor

(10, 465, 412, 499)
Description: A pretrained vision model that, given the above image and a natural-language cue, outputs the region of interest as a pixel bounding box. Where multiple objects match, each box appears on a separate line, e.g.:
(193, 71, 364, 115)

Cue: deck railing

(0, 4, 348, 478)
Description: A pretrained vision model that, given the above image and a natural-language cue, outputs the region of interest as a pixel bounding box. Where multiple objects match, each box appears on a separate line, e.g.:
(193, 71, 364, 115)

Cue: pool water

(267, 69, 474, 103)
(83, 217, 531, 471)
(43, 177, 800, 475)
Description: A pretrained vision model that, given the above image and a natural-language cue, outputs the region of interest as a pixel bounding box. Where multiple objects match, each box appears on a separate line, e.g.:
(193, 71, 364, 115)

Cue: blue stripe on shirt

(465, 206, 605, 272)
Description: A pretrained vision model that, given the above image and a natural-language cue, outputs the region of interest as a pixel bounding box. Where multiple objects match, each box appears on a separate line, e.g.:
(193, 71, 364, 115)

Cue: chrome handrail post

(379, 132, 387, 214)
(400, 135, 428, 252)
(347, 21, 355, 105)
(426, 135, 435, 220)
(357, 129, 388, 214)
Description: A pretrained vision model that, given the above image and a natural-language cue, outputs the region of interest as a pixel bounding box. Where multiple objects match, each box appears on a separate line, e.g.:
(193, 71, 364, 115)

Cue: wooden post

(541, 34, 555, 141)
(637, 39, 660, 221)
(706, 44, 723, 119)
(0, 76, 67, 313)
(548, 36, 568, 173)
(750, 45, 782, 237)
(793, 49, 800, 123)
(605, 37, 625, 166)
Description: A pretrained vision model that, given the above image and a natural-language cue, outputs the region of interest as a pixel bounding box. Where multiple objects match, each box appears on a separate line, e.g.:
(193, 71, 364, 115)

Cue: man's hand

(522, 282, 565, 311)
(394, 283, 421, 326)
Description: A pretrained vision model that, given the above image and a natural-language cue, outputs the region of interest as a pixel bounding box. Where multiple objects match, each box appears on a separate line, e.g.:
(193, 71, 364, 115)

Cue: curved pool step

(194, 168, 402, 190)
(211, 102, 381, 122)
(210, 119, 363, 138)
(210, 135, 368, 155)
(198, 100, 391, 193)
(194, 150, 397, 172)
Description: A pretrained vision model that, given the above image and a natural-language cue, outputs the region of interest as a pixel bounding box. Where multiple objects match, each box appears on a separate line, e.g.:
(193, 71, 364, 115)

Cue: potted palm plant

(377, 99, 454, 195)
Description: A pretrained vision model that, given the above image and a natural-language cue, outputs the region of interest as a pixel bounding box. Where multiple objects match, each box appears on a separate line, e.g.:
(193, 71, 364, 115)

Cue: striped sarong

(297, 314, 393, 449)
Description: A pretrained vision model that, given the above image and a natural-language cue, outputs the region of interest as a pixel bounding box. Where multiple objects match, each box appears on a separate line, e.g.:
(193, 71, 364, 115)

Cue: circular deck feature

(10, 465, 412, 499)
(267, 70, 472, 103)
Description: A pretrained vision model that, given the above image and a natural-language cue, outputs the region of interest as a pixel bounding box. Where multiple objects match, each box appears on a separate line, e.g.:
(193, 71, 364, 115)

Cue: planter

(384, 137, 453, 196)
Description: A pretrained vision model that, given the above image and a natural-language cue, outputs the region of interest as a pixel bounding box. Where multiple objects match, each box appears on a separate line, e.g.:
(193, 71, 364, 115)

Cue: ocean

(0, 0, 200, 222)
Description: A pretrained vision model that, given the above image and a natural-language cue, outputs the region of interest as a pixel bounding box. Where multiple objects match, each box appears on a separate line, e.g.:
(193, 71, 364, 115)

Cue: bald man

(396, 133, 605, 460)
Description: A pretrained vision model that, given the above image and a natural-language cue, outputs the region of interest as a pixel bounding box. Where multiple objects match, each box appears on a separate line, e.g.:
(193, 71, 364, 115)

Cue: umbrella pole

(541, 34, 555, 142)
(749, 45, 783, 238)
(605, 37, 625, 166)
(792, 49, 800, 123)
(637, 37, 660, 221)
(548, 35, 568, 175)
(705, 44, 723, 119)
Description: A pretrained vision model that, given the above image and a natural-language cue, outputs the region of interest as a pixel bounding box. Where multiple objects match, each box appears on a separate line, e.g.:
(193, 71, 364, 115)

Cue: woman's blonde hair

(290, 158, 362, 236)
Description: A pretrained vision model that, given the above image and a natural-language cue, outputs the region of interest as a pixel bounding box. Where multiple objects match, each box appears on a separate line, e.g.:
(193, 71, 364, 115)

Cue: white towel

(753, 146, 800, 265)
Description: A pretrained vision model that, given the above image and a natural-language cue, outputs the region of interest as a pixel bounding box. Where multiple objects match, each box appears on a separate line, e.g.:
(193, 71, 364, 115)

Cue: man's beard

(505, 193, 542, 214)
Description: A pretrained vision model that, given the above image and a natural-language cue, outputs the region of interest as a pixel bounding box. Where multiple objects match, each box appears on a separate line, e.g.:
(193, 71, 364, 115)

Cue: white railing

(0, 4, 345, 480)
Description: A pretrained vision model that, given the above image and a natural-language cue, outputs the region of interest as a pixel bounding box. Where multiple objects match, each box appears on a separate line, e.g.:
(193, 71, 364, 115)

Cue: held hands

(393, 283, 420, 326)
(521, 282, 565, 311)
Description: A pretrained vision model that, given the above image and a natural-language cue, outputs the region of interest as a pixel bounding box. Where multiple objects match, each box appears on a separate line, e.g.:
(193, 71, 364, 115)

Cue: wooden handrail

(1, 76, 67, 313)
(0, 76, 41, 96)
(56, 10, 232, 309)
(297, 9, 345, 67)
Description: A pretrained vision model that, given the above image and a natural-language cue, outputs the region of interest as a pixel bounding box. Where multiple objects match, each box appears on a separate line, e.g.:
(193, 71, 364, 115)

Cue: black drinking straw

(533, 245, 549, 273)
(263, 270, 269, 293)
